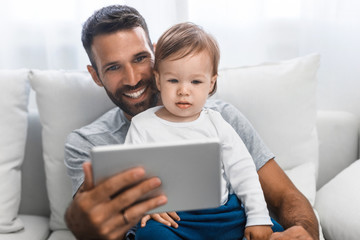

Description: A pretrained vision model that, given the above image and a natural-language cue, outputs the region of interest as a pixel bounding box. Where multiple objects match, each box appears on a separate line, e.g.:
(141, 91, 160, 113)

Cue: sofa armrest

(316, 110, 359, 189)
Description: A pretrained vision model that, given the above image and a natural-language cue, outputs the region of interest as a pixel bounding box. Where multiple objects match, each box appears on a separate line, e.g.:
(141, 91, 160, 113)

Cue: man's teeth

(124, 87, 146, 99)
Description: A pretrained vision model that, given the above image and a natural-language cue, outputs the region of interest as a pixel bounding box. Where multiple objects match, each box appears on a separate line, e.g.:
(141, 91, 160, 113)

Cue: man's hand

(65, 162, 167, 240)
(270, 225, 314, 240)
(140, 212, 180, 228)
(244, 225, 273, 240)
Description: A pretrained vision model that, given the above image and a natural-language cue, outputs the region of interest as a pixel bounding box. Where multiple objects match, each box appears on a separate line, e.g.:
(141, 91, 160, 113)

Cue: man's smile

(123, 86, 147, 99)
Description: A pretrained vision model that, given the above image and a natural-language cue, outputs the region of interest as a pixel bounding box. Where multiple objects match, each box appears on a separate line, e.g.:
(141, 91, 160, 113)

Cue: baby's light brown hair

(154, 22, 220, 96)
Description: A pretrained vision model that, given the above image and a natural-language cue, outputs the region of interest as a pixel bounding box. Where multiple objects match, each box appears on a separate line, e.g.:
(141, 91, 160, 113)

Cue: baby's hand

(244, 225, 273, 240)
(141, 212, 180, 228)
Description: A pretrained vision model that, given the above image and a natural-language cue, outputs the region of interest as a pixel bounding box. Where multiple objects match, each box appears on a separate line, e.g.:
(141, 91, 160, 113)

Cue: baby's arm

(220, 119, 273, 227)
(141, 212, 180, 228)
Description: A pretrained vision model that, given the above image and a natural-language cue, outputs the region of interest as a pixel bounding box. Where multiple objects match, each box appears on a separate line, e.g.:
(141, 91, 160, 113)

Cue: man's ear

(153, 42, 156, 52)
(87, 65, 103, 87)
(154, 71, 161, 91)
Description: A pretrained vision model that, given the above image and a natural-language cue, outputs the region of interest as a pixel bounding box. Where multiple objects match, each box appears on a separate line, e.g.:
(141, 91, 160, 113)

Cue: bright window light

(265, 0, 301, 18)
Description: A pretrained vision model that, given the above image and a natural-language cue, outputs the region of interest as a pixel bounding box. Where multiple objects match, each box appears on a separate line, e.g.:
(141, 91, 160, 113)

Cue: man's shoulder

(206, 98, 237, 112)
(75, 107, 124, 134)
(205, 98, 254, 141)
(69, 107, 129, 145)
(205, 98, 246, 123)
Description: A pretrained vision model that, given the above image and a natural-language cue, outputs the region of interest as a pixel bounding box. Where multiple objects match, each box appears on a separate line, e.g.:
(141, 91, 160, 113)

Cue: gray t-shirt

(64, 98, 274, 196)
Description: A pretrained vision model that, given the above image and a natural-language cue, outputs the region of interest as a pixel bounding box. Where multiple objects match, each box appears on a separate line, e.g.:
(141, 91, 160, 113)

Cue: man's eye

(168, 79, 178, 83)
(107, 65, 120, 71)
(192, 80, 202, 84)
(135, 56, 146, 63)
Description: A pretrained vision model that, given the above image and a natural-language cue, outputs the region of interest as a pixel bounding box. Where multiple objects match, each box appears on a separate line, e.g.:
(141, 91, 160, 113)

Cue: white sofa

(1, 54, 359, 240)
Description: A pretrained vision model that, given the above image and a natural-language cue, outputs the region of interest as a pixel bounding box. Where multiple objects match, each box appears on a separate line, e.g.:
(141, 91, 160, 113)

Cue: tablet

(91, 138, 221, 214)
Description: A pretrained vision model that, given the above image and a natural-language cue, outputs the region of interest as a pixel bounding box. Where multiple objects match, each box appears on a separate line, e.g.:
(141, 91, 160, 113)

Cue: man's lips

(176, 102, 192, 109)
(123, 87, 147, 99)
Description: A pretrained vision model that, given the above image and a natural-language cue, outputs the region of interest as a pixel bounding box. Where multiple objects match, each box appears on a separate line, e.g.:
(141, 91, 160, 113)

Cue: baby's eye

(191, 80, 202, 84)
(168, 79, 178, 83)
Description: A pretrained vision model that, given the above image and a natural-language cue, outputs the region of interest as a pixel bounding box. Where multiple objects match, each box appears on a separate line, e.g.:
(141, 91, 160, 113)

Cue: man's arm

(258, 159, 319, 240)
(65, 162, 167, 240)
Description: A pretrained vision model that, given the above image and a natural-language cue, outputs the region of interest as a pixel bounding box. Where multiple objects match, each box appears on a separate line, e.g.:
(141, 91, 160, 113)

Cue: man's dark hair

(81, 5, 152, 72)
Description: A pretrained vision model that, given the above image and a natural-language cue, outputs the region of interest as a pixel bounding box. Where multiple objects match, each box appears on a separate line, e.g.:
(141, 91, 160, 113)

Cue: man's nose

(123, 64, 138, 86)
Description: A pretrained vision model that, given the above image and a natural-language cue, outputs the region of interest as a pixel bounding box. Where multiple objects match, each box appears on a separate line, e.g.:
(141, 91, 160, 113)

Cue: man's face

(88, 27, 159, 120)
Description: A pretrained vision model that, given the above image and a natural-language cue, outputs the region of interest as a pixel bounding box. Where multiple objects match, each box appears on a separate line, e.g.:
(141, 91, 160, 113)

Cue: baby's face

(155, 50, 216, 122)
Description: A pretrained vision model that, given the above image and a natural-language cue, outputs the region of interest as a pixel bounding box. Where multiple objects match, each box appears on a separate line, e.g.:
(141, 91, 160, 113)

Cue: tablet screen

(91, 138, 221, 213)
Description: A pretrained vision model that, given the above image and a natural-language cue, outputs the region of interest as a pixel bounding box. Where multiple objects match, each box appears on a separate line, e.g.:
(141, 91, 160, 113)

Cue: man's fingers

(93, 213, 130, 239)
(269, 232, 281, 240)
(124, 194, 167, 224)
(269, 226, 314, 240)
(68, 174, 166, 240)
(82, 162, 94, 191)
(110, 176, 162, 211)
(89, 176, 163, 223)
(88, 167, 147, 202)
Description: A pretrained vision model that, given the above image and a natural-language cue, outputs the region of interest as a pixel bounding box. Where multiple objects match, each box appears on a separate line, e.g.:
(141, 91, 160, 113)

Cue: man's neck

(124, 97, 163, 121)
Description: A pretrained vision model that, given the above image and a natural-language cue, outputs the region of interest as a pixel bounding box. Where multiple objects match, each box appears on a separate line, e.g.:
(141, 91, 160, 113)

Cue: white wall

(1, 0, 360, 121)
(187, 0, 360, 121)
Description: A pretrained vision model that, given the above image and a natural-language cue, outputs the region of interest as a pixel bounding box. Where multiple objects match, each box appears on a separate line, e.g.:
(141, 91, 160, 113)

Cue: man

(64, 5, 319, 240)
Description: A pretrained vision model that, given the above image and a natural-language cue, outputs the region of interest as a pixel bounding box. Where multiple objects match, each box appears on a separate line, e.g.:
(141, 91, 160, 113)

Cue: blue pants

(135, 194, 283, 240)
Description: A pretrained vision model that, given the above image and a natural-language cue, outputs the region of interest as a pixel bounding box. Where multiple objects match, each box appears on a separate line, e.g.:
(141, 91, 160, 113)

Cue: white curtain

(187, 0, 360, 118)
(1, 0, 360, 117)
(0, 0, 184, 70)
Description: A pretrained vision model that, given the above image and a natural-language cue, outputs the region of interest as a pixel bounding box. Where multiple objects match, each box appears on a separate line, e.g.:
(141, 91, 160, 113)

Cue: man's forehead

(91, 27, 152, 59)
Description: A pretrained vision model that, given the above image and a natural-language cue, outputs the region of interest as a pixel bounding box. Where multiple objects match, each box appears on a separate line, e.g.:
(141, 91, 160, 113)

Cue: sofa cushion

(214, 54, 320, 204)
(0, 215, 50, 240)
(315, 160, 360, 240)
(0, 69, 30, 233)
(47, 230, 76, 240)
(316, 110, 359, 189)
(29, 70, 115, 230)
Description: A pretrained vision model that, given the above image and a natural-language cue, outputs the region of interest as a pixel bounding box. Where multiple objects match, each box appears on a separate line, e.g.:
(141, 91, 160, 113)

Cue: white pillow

(0, 69, 30, 233)
(29, 70, 115, 230)
(315, 160, 360, 240)
(214, 54, 320, 204)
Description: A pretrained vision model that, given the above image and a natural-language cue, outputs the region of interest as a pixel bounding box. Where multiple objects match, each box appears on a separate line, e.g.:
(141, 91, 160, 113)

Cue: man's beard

(103, 76, 159, 117)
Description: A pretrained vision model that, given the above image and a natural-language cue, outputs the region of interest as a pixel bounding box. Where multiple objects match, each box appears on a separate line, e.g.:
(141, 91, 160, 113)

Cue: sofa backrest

(19, 109, 50, 217)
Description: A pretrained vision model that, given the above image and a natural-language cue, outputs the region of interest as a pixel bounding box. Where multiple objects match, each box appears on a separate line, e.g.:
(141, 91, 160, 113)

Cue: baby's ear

(154, 71, 161, 91)
(211, 74, 217, 84)
(209, 74, 217, 95)
(153, 42, 157, 52)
